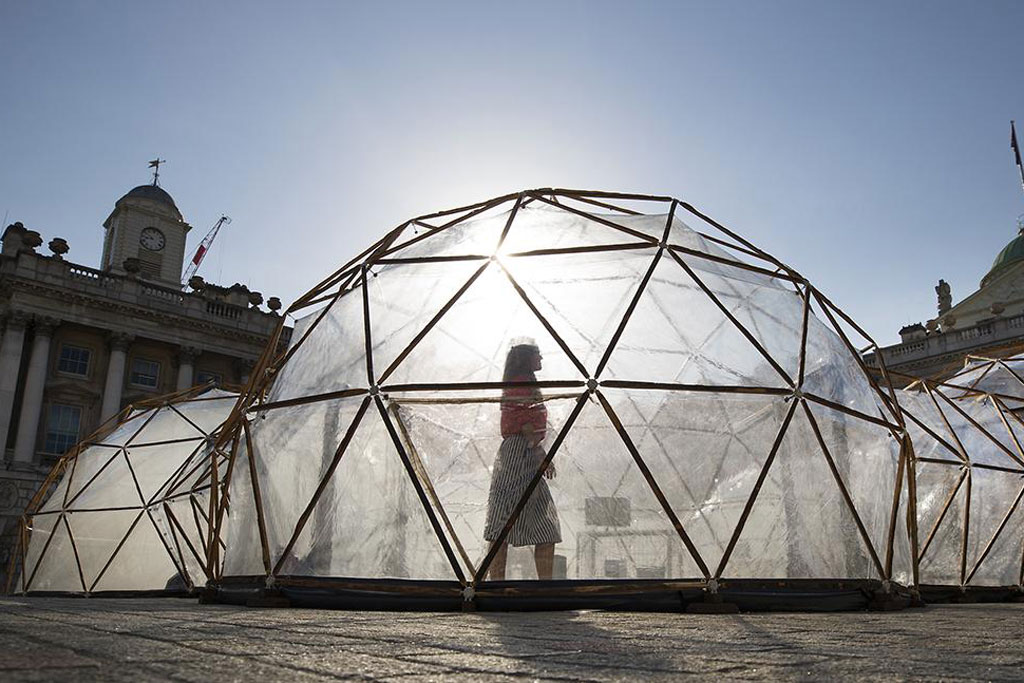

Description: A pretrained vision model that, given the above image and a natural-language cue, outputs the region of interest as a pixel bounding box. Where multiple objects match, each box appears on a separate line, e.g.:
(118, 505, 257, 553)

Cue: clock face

(140, 227, 166, 251)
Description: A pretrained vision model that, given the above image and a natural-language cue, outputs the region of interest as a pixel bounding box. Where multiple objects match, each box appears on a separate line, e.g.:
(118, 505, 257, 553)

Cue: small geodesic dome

(938, 354, 1024, 406)
(8, 387, 237, 595)
(215, 190, 915, 610)
(898, 380, 1024, 597)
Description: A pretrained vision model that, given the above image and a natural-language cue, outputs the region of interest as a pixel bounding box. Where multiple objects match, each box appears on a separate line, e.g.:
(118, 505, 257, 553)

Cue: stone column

(0, 312, 28, 457)
(100, 333, 133, 421)
(13, 317, 59, 464)
(176, 346, 200, 390)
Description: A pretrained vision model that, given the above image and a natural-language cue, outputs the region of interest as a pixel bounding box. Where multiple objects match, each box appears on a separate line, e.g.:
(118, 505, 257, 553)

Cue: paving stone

(1, 598, 1022, 681)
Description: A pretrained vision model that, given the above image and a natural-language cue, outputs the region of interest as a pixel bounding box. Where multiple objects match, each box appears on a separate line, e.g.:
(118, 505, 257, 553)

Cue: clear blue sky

(2, 1, 1023, 344)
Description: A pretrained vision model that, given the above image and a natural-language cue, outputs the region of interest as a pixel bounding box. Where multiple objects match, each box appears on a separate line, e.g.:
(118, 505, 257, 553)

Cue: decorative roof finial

(148, 158, 165, 186)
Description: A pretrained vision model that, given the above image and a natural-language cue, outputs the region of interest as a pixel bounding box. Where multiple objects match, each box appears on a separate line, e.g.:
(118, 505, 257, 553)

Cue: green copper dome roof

(982, 230, 1024, 288)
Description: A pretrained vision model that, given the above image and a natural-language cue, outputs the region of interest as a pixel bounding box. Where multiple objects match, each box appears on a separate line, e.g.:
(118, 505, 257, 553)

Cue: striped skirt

(483, 435, 562, 547)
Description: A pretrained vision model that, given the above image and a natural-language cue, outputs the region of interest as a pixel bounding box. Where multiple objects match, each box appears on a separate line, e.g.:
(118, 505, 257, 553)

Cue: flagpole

(1011, 121, 1024, 196)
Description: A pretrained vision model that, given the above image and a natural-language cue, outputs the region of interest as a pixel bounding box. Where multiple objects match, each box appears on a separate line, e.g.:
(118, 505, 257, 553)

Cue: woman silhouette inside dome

(484, 339, 561, 580)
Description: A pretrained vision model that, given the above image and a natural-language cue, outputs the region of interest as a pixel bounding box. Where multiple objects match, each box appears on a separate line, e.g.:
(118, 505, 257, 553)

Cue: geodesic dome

(898, 379, 1024, 597)
(8, 387, 237, 595)
(215, 190, 915, 610)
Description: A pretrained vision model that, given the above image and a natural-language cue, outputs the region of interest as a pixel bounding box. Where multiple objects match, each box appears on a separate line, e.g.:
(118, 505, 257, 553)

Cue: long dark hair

(503, 343, 539, 382)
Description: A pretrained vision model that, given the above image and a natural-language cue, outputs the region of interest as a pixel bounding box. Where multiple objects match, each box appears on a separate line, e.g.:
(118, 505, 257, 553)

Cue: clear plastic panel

(551, 397, 705, 580)
(725, 405, 877, 579)
(23, 515, 82, 592)
(22, 512, 62, 591)
(965, 488, 1023, 587)
(804, 401, 900, 566)
(384, 264, 584, 386)
(388, 210, 507, 261)
(56, 446, 124, 511)
(153, 493, 210, 586)
(65, 450, 144, 510)
(604, 252, 789, 388)
(64, 509, 141, 590)
(88, 409, 155, 447)
(899, 392, 963, 462)
(915, 461, 967, 585)
(500, 248, 653, 376)
(939, 397, 1024, 469)
(124, 439, 206, 505)
(390, 394, 579, 578)
(92, 512, 181, 592)
(802, 312, 885, 417)
(499, 205, 653, 255)
(222, 435, 266, 577)
(367, 259, 485, 381)
(249, 397, 367, 567)
(168, 392, 237, 435)
(277, 403, 457, 580)
(965, 468, 1024, 586)
(267, 287, 368, 402)
(37, 466, 74, 514)
(607, 389, 784, 576)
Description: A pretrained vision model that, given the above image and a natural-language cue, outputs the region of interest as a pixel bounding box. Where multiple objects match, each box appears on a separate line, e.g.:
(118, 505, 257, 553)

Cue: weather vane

(148, 158, 165, 186)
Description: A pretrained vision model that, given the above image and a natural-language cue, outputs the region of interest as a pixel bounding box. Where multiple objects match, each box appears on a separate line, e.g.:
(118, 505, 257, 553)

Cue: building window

(57, 344, 91, 377)
(130, 358, 161, 388)
(195, 370, 222, 386)
(44, 404, 81, 454)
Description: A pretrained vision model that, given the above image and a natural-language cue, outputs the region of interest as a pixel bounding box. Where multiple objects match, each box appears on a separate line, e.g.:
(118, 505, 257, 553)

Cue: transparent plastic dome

(10, 387, 236, 595)
(898, 380, 1024, 593)
(217, 190, 913, 609)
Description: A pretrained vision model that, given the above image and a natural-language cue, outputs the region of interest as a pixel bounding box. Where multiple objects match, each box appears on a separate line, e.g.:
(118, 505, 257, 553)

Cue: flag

(1013, 121, 1024, 194)
(191, 244, 207, 266)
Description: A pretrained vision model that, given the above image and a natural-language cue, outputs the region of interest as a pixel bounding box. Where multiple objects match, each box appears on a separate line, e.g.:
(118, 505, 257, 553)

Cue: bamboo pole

(666, 249, 795, 388)
(249, 388, 369, 414)
(917, 466, 967, 564)
(959, 471, 972, 586)
(497, 261, 589, 379)
(375, 261, 490, 385)
(474, 391, 590, 584)
(271, 397, 372, 576)
(800, 399, 886, 579)
(883, 437, 908, 579)
(504, 241, 653, 259)
(594, 390, 711, 579)
(527, 193, 659, 245)
(389, 404, 476, 577)
(594, 246, 664, 377)
(61, 514, 87, 593)
(715, 399, 799, 578)
(242, 420, 273, 576)
(87, 510, 147, 592)
(964, 482, 1024, 584)
(903, 434, 921, 588)
(374, 396, 467, 584)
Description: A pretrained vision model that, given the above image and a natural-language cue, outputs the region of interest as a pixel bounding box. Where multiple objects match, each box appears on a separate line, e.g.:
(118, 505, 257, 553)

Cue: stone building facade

(869, 223, 1024, 383)
(0, 180, 288, 584)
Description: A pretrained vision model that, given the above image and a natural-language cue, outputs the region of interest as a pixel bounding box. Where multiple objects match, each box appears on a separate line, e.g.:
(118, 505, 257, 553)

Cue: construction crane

(182, 215, 231, 287)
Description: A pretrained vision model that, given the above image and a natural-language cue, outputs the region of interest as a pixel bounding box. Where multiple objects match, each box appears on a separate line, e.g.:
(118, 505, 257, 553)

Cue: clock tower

(101, 176, 191, 287)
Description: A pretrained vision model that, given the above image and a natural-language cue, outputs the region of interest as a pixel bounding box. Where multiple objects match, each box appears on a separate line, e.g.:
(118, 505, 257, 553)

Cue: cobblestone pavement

(0, 597, 1021, 681)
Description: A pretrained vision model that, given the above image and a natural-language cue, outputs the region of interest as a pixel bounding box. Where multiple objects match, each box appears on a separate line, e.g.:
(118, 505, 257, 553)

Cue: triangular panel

(604, 252, 791, 388)
(277, 403, 457, 580)
(501, 248, 653, 375)
(383, 263, 585, 386)
(92, 512, 181, 592)
(610, 388, 785, 575)
(725, 404, 878, 579)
